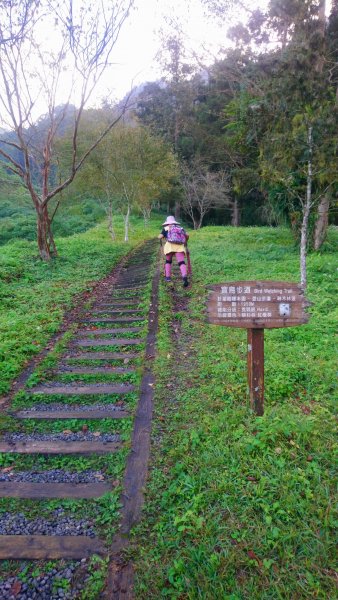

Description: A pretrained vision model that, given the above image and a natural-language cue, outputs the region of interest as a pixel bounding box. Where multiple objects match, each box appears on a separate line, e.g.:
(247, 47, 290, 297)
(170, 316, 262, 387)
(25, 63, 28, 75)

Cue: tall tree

(313, 0, 338, 249)
(0, 0, 134, 260)
(258, 0, 337, 252)
(153, 23, 197, 218)
(202, 0, 337, 243)
(181, 158, 230, 228)
(66, 118, 178, 240)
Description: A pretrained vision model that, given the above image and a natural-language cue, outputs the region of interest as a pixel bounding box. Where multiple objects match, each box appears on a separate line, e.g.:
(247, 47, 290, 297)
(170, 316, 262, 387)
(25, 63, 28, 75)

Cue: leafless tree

(0, 0, 134, 259)
(0, 0, 38, 45)
(181, 159, 230, 229)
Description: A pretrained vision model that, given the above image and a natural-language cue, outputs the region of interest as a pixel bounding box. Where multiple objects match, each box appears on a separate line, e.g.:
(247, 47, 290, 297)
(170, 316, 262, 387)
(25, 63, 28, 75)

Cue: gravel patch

(3, 432, 120, 443)
(17, 402, 126, 412)
(0, 560, 90, 600)
(0, 509, 96, 537)
(0, 469, 106, 483)
(30, 382, 132, 389)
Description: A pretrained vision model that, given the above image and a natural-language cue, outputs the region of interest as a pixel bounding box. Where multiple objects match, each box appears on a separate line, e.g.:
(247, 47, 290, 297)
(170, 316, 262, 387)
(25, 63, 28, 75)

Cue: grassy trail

(0, 222, 336, 598)
(133, 226, 337, 599)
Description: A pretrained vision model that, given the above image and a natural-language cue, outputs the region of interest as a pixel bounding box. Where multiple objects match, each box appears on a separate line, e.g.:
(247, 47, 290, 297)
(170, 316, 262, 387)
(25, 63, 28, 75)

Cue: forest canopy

(0, 0, 337, 267)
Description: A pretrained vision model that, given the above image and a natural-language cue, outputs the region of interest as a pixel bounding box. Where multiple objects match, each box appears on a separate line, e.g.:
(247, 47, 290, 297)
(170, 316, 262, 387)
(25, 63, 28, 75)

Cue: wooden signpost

(206, 281, 311, 415)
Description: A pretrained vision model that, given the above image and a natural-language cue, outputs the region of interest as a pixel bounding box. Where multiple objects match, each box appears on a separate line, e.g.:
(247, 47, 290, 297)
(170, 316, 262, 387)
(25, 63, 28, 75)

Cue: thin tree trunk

(314, 192, 330, 250)
(310, 0, 328, 244)
(142, 206, 151, 226)
(231, 198, 240, 226)
(124, 203, 130, 242)
(36, 204, 57, 261)
(174, 200, 181, 220)
(300, 126, 313, 289)
(197, 212, 205, 229)
(107, 200, 116, 240)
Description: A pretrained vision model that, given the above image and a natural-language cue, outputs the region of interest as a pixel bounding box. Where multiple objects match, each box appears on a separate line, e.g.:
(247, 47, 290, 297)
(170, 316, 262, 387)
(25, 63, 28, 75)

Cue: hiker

(158, 216, 190, 287)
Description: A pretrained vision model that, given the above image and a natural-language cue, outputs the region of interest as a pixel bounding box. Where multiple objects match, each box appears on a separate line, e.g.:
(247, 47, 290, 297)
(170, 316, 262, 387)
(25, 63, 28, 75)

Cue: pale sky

(0, 0, 333, 124)
(98, 0, 255, 101)
(99, 0, 333, 102)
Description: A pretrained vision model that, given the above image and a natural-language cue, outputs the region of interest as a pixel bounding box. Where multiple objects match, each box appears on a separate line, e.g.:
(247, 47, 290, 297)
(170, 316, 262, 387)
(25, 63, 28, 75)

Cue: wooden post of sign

(206, 281, 311, 417)
(247, 329, 264, 416)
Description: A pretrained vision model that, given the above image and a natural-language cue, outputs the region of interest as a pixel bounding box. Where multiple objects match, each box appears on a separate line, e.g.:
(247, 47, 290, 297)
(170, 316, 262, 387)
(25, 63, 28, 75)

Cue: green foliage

(135, 1, 337, 238)
(0, 187, 106, 245)
(133, 225, 337, 599)
(60, 115, 179, 222)
(0, 215, 161, 394)
(80, 556, 109, 599)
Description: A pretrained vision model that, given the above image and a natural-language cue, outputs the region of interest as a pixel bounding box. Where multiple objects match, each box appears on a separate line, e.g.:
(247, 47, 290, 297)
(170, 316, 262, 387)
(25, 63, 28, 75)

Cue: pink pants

(165, 252, 187, 278)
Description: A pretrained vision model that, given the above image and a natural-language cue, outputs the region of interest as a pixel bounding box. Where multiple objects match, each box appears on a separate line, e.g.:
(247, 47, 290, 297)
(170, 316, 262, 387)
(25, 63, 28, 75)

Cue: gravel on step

(16, 402, 127, 413)
(0, 560, 90, 600)
(0, 469, 106, 483)
(3, 432, 120, 443)
(0, 509, 96, 537)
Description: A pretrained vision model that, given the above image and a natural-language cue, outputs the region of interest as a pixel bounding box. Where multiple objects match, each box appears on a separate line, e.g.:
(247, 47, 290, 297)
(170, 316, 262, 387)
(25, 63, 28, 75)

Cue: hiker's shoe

(183, 276, 189, 288)
(165, 277, 171, 282)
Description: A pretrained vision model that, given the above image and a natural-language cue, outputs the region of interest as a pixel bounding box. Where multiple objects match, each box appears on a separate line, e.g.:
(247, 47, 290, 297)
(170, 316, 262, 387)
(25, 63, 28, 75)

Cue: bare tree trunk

(197, 210, 206, 229)
(124, 203, 130, 242)
(314, 192, 330, 250)
(311, 0, 329, 237)
(184, 204, 198, 229)
(36, 204, 57, 261)
(300, 126, 313, 289)
(142, 206, 151, 226)
(231, 198, 240, 226)
(107, 200, 116, 240)
(0, 0, 134, 260)
(318, 0, 326, 33)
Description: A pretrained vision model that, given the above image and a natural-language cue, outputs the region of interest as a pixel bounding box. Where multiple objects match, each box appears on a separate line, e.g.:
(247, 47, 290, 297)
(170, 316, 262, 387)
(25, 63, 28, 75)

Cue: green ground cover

(133, 225, 337, 599)
(0, 216, 161, 394)
(0, 221, 336, 597)
(0, 190, 106, 245)
(0, 217, 160, 594)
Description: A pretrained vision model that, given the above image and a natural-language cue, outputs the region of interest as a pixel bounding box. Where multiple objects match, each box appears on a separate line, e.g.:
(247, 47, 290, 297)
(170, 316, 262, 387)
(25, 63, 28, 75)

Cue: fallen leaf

(63, 429, 72, 435)
(229, 537, 239, 546)
(2, 466, 14, 473)
(247, 550, 262, 567)
(11, 580, 21, 596)
(93, 431, 101, 437)
(275, 447, 282, 454)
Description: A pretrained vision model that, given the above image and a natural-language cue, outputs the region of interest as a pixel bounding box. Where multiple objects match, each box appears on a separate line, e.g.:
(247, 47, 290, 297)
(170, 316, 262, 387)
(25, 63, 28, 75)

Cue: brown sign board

(207, 281, 310, 329)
